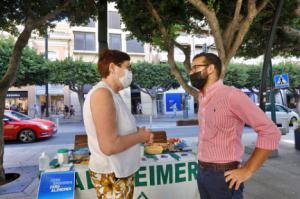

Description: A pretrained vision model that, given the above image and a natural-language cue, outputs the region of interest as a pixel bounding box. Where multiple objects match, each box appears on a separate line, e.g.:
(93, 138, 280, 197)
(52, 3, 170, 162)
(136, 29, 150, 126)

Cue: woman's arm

(90, 88, 152, 156)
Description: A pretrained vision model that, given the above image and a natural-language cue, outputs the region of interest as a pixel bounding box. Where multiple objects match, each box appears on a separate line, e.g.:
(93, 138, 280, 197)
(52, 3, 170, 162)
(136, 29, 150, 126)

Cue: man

(189, 53, 281, 199)
(41, 102, 46, 118)
(70, 105, 75, 118)
(32, 104, 39, 118)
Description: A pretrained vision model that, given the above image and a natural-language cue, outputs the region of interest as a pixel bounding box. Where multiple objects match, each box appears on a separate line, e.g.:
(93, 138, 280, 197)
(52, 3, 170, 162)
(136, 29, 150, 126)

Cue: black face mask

(189, 70, 208, 90)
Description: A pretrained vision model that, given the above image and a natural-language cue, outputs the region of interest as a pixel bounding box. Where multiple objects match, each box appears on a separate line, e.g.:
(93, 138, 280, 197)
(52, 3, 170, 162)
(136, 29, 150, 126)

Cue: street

(4, 121, 295, 149)
(3, 122, 258, 148)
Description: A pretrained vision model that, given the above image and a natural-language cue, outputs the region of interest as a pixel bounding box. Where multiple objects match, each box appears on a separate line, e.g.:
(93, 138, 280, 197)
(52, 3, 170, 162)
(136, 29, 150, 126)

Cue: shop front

(38, 95, 65, 115)
(36, 84, 66, 116)
(5, 91, 29, 114)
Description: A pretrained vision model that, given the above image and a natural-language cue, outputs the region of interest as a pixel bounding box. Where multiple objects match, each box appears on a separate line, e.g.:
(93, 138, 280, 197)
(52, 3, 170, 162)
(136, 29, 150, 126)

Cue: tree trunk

(167, 44, 199, 99)
(151, 97, 158, 118)
(76, 90, 85, 120)
(296, 95, 300, 114)
(0, 24, 33, 185)
(0, 91, 6, 185)
(144, 0, 198, 99)
(291, 88, 300, 114)
(98, 0, 108, 53)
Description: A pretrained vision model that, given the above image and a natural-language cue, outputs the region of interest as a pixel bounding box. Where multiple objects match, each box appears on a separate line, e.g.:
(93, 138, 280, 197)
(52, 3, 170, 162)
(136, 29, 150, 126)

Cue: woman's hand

(137, 127, 153, 144)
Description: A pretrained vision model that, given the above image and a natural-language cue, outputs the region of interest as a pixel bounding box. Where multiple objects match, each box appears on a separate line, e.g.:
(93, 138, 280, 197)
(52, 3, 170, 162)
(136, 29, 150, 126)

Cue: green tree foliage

(0, 37, 48, 86)
(116, 0, 298, 101)
(132, 62, 188, 97)
(0, 0, 98, 35)
(116, 0, 201, 50)
(48, 59, 99, 87)
(224, 63, 300, 91)
(244, 65, 262, 91)
(224, 64, 248, 89)
(48, 59, 100, 115)
(238, 0, 300, 58)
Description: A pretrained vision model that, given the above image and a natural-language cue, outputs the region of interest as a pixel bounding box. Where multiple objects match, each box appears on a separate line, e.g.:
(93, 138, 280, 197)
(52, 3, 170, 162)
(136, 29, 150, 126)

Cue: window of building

(74, 32, 96, 51)
(109, 33, 122, 50)
(48, 51, 57, 61)
(108, 11, 121, 29)
(126, 36, 144, 53)
(49, 31, 67, 37)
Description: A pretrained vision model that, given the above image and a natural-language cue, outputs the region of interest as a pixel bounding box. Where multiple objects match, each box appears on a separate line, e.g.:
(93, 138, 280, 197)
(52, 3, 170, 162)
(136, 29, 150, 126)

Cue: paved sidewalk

(244, 141, 300, 199)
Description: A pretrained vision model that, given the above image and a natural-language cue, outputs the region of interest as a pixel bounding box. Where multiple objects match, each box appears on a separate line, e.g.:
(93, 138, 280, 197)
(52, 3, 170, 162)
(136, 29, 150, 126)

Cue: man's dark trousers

(197, 166, 244, 199)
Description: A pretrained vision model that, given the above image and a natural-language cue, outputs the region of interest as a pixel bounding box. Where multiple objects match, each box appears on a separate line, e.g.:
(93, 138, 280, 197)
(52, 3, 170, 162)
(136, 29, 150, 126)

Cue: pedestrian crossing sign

(274, 73, 289, 89)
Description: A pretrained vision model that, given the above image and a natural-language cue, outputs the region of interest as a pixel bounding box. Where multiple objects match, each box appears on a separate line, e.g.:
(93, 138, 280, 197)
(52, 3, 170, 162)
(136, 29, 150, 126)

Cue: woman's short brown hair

(98, 49, 130, 78)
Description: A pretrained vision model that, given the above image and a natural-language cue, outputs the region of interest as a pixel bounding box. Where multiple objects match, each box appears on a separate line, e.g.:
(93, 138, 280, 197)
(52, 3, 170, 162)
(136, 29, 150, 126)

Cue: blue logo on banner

(37, 171, 75, 199)
(274, 73, 289, 89)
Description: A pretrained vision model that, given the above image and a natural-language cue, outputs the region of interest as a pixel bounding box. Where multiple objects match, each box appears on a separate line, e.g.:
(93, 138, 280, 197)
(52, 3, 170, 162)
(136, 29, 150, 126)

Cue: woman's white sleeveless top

(83, 81, 140, 177)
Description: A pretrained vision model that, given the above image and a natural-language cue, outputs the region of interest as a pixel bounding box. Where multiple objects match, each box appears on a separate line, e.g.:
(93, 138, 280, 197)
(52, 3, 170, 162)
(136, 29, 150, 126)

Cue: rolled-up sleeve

(229, 89, 281, 150)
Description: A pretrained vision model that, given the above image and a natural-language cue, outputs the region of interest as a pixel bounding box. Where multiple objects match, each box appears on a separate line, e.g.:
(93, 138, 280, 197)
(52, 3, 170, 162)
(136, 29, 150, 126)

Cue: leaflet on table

(142, 152, 196, 163)
(37, 170, 75, 199)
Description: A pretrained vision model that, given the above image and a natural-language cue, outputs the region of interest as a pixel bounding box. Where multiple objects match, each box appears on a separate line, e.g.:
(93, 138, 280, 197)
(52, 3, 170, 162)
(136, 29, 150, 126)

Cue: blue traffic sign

(274, 73, 289, 89)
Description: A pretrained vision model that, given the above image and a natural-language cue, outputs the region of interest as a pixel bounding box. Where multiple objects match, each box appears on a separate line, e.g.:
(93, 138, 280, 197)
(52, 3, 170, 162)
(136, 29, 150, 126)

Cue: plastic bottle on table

(39, 152, 50, 172)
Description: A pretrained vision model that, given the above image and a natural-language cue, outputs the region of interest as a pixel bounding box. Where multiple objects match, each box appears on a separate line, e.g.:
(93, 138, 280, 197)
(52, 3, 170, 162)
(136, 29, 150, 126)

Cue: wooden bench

(176, 119, 198, 126)
(74, 134, 88, 150)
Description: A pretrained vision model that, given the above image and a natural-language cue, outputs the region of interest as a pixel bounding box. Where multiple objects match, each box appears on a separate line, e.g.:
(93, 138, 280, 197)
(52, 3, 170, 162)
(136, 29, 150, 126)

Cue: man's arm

(225, 89, 281, 190)
(244, 147, 272, 174)
(224, 148, 272, 190)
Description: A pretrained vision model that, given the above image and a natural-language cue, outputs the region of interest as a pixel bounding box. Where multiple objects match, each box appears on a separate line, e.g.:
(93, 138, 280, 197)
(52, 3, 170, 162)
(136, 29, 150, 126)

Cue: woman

(83, 49, 153, 199)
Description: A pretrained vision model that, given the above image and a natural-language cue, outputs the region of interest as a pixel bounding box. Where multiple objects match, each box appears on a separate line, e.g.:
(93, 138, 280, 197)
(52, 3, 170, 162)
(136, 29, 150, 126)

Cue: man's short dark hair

(192, 53, 222, 78)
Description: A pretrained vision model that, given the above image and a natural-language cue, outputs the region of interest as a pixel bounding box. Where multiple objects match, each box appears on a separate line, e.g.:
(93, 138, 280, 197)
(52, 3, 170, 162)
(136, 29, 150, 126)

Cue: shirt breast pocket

(206, 107, 233, 139)
(207, 107, 232, 132)
(204, 108, 219, 140)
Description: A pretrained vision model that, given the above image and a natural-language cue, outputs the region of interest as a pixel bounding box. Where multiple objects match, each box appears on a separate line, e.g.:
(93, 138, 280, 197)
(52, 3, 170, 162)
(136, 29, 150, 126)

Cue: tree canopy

(48, 59, 99, 88)
(237, 0, 300, 58)
(116, 0, 278, 98)
(224, 63, 300, 90)
(48, 58, 100, 114)
(132, 62, 188, 98)
(0, 0, 98, 35)
(0, 37, 48, 87)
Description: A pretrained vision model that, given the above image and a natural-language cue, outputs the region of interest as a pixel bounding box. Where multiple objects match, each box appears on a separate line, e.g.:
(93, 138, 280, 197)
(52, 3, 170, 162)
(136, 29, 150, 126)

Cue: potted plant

(294, 118, 300, 150)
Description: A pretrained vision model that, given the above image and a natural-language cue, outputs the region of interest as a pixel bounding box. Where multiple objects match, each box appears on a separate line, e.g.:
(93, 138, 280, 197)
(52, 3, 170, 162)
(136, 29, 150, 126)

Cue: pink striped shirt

(198, 80, 281, 163)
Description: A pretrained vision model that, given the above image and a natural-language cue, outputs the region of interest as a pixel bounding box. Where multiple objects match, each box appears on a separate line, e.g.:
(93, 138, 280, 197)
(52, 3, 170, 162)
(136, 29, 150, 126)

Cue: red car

(3, 110, 57, 143)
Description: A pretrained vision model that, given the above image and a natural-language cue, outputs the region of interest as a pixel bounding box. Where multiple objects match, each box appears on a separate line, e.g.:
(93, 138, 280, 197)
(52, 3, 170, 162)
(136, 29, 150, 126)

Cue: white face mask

(118, 69, 132, 89)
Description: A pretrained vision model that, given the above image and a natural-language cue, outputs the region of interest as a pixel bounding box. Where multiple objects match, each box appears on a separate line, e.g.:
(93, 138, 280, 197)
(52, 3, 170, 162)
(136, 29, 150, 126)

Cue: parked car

(265, 103, 299, 126)
(3, 110, 57, 143)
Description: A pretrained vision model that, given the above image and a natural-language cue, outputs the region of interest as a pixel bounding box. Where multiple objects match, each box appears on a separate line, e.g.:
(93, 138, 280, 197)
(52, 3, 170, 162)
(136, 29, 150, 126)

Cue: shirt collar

(199, 80, 223, 98)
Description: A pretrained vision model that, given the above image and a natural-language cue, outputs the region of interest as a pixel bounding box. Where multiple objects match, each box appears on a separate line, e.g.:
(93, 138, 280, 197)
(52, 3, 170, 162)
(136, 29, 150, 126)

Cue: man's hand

(224, 147, 273, 190)
(224, 166, 253, 190)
